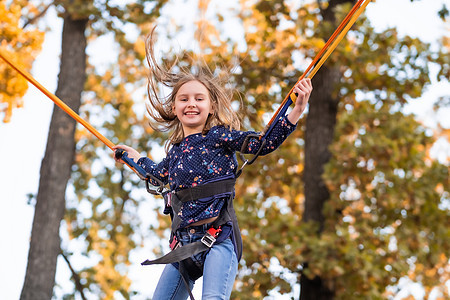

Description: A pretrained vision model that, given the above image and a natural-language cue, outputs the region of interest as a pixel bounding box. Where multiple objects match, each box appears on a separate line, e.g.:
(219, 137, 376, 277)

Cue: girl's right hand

(112, 145, 142, 164)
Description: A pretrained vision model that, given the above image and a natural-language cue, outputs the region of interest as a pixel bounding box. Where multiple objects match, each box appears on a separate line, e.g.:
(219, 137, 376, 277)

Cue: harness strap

(179, 261, 197, 300)
(175, 178, 236, 203)
(142, 178, 236, 267)
(114, 149, 166, 195)
(141, 229, 217, 266)
(142, 178, 241, 300)
(169, 178, 236, 233)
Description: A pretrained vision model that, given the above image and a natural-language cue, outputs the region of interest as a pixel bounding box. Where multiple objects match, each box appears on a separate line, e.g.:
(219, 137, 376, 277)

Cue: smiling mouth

(185, 112, 199, 115)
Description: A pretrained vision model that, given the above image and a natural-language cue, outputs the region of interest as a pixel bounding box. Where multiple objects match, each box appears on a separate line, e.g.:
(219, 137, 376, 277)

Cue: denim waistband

(178, 222, 212, 234)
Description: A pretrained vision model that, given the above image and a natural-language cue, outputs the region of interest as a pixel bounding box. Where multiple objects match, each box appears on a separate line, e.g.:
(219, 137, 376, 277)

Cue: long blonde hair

(145, 29, 241, 151)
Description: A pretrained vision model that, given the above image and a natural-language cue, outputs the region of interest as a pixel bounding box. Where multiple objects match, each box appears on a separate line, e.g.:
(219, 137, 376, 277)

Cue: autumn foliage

(0, 0, 44, 122)
(1, 0, 449, 299)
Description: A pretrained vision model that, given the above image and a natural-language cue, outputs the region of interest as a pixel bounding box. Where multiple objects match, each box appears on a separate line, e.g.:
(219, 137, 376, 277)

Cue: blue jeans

(152, 226, 238, 300)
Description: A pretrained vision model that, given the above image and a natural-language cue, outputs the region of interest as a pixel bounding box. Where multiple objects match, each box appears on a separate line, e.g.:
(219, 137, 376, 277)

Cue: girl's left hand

(287, 78, 313, 124)
(292, 78, 312, 113)
(112, 145, 142, 164)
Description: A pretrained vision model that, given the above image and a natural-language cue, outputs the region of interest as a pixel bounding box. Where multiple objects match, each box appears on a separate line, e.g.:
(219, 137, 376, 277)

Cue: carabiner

(114, 149, 166, 195)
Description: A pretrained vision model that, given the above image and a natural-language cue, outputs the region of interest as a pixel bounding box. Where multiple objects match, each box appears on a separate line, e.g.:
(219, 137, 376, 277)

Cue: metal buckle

(201, 232, 216, 248)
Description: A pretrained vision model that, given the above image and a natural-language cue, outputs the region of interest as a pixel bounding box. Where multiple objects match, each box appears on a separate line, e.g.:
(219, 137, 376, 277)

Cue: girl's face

(172, 80, 214, 137)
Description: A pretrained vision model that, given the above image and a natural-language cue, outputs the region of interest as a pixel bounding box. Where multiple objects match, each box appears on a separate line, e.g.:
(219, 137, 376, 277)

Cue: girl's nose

(187, 99, 197, 108)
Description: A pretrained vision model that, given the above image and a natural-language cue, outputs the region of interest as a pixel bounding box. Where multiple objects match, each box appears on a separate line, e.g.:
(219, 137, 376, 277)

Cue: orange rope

(1, 0, 372, 155)
(0, 50, 115, 150)
(308, 0, 371, 79)
(0, 51, 154, 180)
(302, 0, 365, 81)
(264, 0, 371, 134)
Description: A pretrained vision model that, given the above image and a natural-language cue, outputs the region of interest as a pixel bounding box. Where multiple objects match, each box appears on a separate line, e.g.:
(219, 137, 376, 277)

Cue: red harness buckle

(208, 226, 222, 238)
(170, 236, 179, 250)
(201, 226, 222, 248)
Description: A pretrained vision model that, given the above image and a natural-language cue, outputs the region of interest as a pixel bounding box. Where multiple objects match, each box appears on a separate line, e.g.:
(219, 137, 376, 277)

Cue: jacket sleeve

(218, 115, 297, 155)
(137, 155, 170, 186)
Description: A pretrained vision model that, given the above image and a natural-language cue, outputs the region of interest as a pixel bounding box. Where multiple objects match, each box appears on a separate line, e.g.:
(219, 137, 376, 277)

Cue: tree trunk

(300, 64, 340, 300)
(20, 15, 87, 300)
(302, 64, 340, 226)
(300, 1, 352, 298)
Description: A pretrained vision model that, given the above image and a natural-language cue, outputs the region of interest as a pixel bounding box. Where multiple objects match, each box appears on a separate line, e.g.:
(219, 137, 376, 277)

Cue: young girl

(114, 34, 312, 300)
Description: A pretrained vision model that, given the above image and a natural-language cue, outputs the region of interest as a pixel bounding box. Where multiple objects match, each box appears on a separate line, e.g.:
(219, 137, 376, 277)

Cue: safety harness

(141, 178, 242, 299)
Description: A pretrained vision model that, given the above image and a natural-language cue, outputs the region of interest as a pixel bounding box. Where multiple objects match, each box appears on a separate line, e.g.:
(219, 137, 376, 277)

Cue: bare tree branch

(61, 250, 88, 300)
(22, 2, 54, 29)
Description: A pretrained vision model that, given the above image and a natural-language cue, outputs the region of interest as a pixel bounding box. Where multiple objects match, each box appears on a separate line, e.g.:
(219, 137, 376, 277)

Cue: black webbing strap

(141, 241, 209, 266)
(179, 261, 196, 300)
(175, 178, 236, 203)
(170, 178, 236, 233)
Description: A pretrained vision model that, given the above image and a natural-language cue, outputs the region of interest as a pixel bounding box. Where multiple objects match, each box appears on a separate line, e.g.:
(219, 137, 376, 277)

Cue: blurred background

(0, 0, 449, 299)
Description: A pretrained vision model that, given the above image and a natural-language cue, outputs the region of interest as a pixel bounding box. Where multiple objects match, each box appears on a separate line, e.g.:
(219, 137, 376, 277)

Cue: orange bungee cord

(237, 0, 372, 176)
(1, 0, 372, 180)
(265, 0, 371, 135)
(0, 50, 164, 194)
(0, 51, 115, 150)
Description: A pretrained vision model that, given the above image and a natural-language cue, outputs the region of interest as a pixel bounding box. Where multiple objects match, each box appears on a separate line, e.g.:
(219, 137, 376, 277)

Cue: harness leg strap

(141, 227, 221, 266)
(179, 261, 196, 300)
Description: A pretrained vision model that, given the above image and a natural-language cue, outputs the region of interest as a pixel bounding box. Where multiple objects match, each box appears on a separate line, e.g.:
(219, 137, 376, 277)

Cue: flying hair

(145, 28, 241, 152)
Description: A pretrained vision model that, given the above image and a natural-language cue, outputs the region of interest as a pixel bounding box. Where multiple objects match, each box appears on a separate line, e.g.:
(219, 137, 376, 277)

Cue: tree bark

(300, 1, 352, 298)
(300, 66, 339, 300)
(303, 65, 340, 226)
(20, 15, 87, 300)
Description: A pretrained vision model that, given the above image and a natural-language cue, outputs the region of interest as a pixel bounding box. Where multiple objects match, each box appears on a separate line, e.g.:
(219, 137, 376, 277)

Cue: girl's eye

(196, 98, 203, 101)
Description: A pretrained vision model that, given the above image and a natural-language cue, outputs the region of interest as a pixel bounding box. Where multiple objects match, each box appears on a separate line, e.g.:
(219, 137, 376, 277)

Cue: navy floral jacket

(137, 115, 297, 228)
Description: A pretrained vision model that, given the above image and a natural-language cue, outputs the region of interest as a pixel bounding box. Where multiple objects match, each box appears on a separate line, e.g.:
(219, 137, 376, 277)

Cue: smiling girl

(114, 32, 312, 300)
